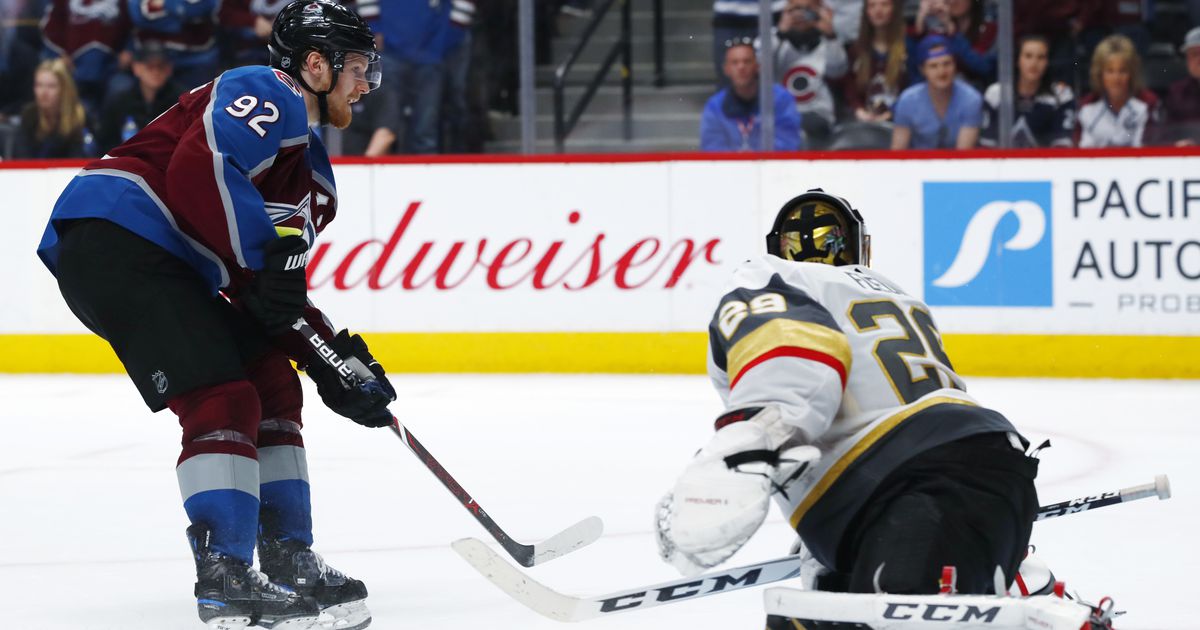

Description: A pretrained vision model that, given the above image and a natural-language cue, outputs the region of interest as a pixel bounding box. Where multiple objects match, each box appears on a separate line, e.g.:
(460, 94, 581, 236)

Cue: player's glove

(655, 405, 819, 576)
(304, 330, 397, 428)
(243, 235, 310, 335)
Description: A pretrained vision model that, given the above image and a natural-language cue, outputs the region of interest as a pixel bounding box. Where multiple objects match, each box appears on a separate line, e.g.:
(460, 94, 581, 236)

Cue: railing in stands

(552, 0, 632, 152)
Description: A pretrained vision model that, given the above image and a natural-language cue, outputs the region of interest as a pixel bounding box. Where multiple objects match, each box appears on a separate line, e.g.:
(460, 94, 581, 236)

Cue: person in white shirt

(1075, 34, 1160, 148)
(762, 0, 848, 146)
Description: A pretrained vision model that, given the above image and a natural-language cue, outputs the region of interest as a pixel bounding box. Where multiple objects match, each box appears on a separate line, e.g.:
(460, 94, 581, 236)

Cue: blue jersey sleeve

(202, 66, 310, 270)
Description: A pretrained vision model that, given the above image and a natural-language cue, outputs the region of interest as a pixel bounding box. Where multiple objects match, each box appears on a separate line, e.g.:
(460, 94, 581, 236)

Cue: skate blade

(318, 599, 371, 630)
(262, 614, 322, 629)
(204, 616, 252, 630)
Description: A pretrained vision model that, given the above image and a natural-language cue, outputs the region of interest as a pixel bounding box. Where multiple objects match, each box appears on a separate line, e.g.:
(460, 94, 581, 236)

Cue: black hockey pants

(767, 432, 1039, 629)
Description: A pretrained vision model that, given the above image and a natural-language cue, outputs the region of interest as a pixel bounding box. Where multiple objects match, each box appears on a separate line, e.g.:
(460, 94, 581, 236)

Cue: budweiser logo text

(307, 202, 722, 291)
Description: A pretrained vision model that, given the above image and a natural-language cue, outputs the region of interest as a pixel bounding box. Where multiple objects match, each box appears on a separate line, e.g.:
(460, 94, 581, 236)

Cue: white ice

(0, 374, 1193, 630)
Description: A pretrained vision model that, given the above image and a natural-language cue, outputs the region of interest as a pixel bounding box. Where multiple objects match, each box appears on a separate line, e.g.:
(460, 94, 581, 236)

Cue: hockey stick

(452, 475, 1171, 621)
(452, 537, 806, 622)
(295, 318, 603, 567)
(1035, 474, 1170, 520)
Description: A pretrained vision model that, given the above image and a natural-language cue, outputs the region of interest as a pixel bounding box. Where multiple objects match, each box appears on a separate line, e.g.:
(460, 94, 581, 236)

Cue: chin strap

(292, 52, 344, 126)
(295, 71, 338, 125)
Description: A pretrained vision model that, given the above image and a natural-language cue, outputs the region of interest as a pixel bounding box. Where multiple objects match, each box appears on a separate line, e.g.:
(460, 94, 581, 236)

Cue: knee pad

(247, 351, 305, 449)
(169, 380, 261, 464)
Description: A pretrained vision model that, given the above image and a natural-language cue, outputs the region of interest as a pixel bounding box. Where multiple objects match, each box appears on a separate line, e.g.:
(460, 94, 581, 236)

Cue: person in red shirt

(1164, 27, 1200, 145)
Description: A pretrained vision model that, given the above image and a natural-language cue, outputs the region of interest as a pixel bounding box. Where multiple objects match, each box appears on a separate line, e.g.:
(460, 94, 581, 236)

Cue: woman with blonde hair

(1075, 34, 1159, 148)
(13, 58, 89, 159)
(845, 0, 910, 121)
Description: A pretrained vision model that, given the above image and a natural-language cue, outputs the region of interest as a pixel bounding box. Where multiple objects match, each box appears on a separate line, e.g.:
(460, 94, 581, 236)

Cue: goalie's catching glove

(655, 406, 819, 576)
(304, 330, 396, 428)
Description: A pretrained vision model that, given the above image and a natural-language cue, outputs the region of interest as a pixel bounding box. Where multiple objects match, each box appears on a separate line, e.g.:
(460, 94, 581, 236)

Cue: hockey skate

(1013, 552, 1121, 630)
(188, 524, 321, 630)
(259, 535, 371, 630)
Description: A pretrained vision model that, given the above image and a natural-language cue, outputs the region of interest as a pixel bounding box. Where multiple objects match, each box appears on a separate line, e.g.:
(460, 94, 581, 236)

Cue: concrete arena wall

(4, 150, 1198, 378)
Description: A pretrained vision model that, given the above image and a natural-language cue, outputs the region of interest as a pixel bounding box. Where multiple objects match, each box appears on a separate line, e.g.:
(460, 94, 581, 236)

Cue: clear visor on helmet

(343, 51, 382, 92)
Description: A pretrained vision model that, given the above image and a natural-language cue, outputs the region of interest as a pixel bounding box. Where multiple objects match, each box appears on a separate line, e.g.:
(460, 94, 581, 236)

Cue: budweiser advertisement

(315, 163, 758, 332)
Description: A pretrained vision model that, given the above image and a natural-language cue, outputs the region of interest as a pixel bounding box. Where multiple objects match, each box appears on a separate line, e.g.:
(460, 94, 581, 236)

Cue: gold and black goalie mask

(776, 202, 852, 264)
(765, 190, 869, 266)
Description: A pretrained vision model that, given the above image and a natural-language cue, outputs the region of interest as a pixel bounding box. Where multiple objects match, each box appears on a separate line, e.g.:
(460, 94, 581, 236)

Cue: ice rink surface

(0, 374, 1193, 630)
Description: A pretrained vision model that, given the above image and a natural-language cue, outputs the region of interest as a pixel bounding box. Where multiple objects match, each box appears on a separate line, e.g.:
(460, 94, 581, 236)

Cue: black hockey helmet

(766, 189, 871, 266)
(269, 0, 380, 121)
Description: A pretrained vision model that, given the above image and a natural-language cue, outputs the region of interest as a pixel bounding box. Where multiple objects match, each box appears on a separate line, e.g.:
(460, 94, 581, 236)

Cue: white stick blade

(452, 537, 583, 622)
(531, 516, 605, 566)
(764, 588, 1093, 630)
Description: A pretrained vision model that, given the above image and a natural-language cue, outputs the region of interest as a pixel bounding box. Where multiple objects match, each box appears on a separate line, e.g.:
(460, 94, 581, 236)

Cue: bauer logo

(923, 182, 1053, 306)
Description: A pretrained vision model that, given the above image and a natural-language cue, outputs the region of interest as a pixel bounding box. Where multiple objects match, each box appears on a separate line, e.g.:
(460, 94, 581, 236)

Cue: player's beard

(327, 95, 353, 129)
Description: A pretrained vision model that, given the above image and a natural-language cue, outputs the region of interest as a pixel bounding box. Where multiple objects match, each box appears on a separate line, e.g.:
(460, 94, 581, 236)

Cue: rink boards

(3, 150, 1198, 378)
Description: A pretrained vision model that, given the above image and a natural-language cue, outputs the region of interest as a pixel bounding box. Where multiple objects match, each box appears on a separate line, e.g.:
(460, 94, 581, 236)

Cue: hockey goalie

(654, 190, 1116, 629)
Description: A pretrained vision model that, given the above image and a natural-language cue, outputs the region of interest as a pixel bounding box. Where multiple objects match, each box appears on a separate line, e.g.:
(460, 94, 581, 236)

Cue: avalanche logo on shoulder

(923, 181, 1052, 306)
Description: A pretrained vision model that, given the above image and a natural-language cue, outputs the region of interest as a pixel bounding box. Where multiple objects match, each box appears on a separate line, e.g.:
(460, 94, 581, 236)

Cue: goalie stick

(452, 475, 1171, 621)
(1035, 474, 1170, 520)
(296, 318, 603, 567)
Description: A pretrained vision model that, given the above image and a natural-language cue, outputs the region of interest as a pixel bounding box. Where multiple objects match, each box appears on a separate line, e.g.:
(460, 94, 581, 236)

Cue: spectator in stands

(892, 35, 982, 149)
(765, 0, 847, 146)
(825, 0, 863, 42)
(910, 0, 996, 88)
(442, 0, 476, 152)
(1077, 0, 1150, 58)
(701, 37, 803, 151)
(95, 42, 180, 155)
(360, 0, 450, 154)
(981, 35, 1075, 148)
(1164, 27, 1200, 144)
(1, 0, 42, 119)
(845, 0, 910, 122)
(13, 58, 89, 159)
(126, 0, 231, 92)
(40, 0, 131, 114)
(1013, 0, 1080, 85)
(343, 75, 402, 156)
(711, 0, 784, 83)
(222, 0, 281, 68)
(1077, 34, 1160, 148)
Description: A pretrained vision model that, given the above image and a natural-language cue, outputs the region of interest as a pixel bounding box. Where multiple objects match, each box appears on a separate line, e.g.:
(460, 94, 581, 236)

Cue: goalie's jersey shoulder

(707, 256, 908, 373)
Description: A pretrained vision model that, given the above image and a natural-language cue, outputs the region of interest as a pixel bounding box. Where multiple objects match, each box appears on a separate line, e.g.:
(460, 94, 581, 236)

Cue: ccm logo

(599, 569, 761, 613)
(882, 602, 1001, 623)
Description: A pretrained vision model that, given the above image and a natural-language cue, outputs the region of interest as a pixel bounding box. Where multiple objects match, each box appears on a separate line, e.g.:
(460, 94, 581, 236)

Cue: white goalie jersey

(706, 255, 1019, 570)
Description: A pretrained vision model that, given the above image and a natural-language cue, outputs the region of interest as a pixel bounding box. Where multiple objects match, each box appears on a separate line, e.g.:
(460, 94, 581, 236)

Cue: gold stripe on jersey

(788, 395, 978, 529)
(727, 319, 852, 387)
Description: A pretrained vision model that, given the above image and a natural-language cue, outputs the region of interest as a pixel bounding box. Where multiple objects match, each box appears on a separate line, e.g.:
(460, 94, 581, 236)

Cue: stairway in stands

(486, 0, 714, 153)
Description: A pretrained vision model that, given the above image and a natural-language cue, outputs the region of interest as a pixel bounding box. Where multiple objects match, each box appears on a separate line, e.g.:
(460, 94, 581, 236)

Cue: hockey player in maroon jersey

(654, 190, 1050, 628)
(37, 1, 390, 628)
